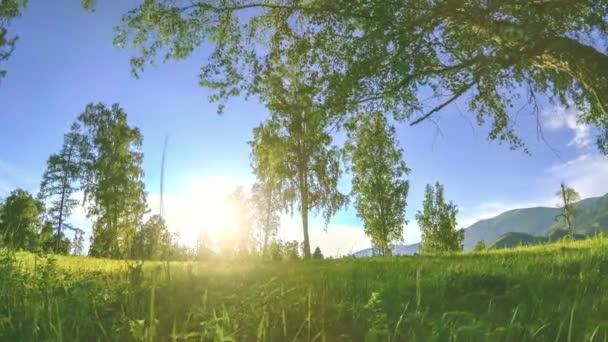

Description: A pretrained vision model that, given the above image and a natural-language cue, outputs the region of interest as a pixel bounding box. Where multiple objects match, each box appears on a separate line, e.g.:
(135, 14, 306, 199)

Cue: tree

(556, 182, 580, 239)
(0, 0, 26, 81)
(72, 228, 85, 256)
(250, 66, 347, 259)
(38, 221, 71, 254)
(312, 246, 324, 260)
(39, 129, 82, 253)
(472, 240, 486, 252)
(0, 189, 42, 250)
(74, 103, 147, 259)
(251, 180, 281, 256)
(131, 215, 173, 260)
(111, 0, 608, 153)
(416, 182, 462, 254)
(347, 112, 410, 256)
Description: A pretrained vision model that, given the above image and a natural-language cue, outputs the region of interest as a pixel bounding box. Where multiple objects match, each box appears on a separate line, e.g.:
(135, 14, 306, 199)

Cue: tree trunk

(301, 178, 311, 259)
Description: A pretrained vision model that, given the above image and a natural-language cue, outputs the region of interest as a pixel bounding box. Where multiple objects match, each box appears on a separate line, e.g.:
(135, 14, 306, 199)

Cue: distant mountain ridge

(353, 193, 608, 256)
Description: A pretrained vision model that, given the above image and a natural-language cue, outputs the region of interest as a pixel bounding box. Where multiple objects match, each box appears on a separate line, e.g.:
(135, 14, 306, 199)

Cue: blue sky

(1, 1, 607, 255)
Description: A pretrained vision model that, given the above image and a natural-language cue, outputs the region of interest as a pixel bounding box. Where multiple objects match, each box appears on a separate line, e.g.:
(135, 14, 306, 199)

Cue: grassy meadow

(2, 238, 608, 341)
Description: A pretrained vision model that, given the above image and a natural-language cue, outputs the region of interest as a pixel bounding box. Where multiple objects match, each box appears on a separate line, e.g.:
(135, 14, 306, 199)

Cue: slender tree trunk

(301, 174, 311, 259)
(56, 183, 66, 252)
(262, 192, 272, 256)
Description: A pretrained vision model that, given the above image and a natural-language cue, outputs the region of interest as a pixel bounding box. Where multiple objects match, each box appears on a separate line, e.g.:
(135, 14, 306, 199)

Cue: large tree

(556, 182, 580, 239)
(347, 112, 410, 256)
(74, 103, 147, 259)
(250, 66, 347, 259)
(39, 129, 82, 253)
(0, 0, 26, 82)
(0, 189, 42, 250)
(416, 182, 462, 254)
(107, 0, 608, 153)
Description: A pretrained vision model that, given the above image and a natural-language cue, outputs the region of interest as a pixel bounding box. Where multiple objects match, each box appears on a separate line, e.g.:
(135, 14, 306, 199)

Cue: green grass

(2, 238, 608, 341)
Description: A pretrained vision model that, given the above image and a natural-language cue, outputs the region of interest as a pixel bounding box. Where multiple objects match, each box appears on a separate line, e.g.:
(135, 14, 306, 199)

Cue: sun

(156, 177, 249, 248)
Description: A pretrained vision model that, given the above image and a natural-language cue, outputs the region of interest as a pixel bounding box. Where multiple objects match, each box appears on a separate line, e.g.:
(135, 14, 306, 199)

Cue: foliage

(312, 246, 324, 260)
(3, 237, 608, 340)
(73, 103, 147, 259)
(38, 221, 71, 254)
(112, 0, 608, 152)
(347, 112, 409, 256)
(39, 129, 82, 253)
(417, 182, 463, 253)
(250, 180, 281, 256)
(0, 189, 42, 250)
(71, 228, 85, 256)
(556, 182, 580, 239)
(266, 239, 301, 261)
(131, 215, 172, 260)
(250, 66, 347, 258)
(472, 240, 486, 252)
(0, 0, 27, 81)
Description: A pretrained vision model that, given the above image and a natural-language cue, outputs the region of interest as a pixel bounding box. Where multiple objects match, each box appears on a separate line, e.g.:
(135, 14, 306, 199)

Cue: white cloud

(542, 105, 592, 148)
(546, 153, 608, 199)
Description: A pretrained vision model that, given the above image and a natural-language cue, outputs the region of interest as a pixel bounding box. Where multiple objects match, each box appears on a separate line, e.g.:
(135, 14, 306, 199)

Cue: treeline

(0, 100, 466, 259)
(0, 103, 330, 261)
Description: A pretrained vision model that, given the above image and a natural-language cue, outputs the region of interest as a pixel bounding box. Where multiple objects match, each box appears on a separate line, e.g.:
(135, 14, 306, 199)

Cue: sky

(1, 1, 608, 256)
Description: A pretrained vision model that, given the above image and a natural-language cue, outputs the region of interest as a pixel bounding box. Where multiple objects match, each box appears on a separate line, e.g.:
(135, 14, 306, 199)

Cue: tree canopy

(417, 182, 462, 253)
(249, 66, 347, 259)
(347, 112, 410, 256)
(0, 0, 26, 81)
(0, 189, 42, 250)
(109, 0, 608, 152)
(74, 103, 147, 259)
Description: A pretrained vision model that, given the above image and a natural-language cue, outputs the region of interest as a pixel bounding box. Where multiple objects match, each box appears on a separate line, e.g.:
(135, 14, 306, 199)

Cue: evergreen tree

(347, 112, 410, 256)
(74, 103, 147, 259)
(39, 129, 82, 253)
(416, 182, 462, 253)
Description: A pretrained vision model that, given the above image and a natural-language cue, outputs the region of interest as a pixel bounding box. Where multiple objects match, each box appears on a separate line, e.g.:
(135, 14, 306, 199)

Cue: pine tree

(39, 129, 82, 253)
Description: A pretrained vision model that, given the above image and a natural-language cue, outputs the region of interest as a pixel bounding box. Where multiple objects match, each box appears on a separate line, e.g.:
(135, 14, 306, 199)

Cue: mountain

(353, 193, 608, 256)
(463, 207, 559, 249)
(489, 230, 587, 249)
(465, 193, 608, 249)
